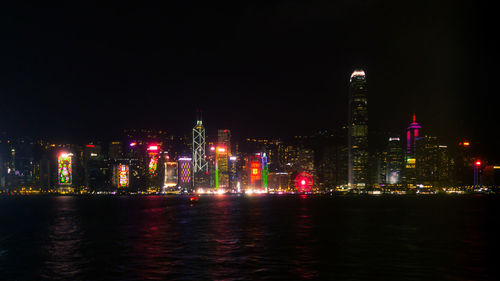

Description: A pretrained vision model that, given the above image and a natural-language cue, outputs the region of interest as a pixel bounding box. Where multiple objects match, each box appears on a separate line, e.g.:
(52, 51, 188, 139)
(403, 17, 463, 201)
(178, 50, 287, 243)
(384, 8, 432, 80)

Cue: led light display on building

(178, 157, 193, 190)
(117, 164, 129, 188)
(164, 161, 178, 187)
(58, 154, 72, 186)
(262, 153, 269, 189)
(246, 153, 263, 189)
(250, 161, 261, 182)
(149, 155, 158, 175)
(147, 144, 159, 175)
(407, 114, 421, 156)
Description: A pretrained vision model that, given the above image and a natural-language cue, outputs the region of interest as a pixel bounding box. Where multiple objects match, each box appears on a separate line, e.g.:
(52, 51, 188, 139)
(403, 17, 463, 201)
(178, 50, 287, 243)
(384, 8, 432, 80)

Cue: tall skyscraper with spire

(192, 115, 207, 173)
(348, 69, 368, 188)
(404, 114, 421, 187)
(406, 113, 421, 157)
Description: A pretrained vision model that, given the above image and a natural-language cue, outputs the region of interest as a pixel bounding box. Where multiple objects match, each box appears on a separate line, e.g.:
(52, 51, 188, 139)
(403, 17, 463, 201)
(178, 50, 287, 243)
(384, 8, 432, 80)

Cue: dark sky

(0, 3, 495, 158)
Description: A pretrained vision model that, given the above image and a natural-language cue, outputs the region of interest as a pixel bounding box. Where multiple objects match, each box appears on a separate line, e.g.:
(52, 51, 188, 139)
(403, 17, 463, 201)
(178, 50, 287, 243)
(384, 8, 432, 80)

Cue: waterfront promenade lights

(474, 160, 481, 189)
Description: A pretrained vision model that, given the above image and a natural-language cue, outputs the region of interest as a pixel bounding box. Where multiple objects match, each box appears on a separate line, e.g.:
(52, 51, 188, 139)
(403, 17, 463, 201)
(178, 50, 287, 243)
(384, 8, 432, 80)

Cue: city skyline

(1, 106, 496, 194)
(1, 4, 498, 281)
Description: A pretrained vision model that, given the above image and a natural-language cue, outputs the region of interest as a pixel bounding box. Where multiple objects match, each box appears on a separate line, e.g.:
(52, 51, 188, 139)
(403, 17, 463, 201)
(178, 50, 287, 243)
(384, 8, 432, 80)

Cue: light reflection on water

(294, 203, 318, 279)
(0, 195, 498, 280)
(41, 196, 85, 280)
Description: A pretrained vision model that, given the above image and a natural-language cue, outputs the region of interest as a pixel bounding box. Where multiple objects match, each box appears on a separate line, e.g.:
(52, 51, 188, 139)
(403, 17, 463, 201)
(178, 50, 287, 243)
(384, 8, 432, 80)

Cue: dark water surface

(1, 195, 499, 280)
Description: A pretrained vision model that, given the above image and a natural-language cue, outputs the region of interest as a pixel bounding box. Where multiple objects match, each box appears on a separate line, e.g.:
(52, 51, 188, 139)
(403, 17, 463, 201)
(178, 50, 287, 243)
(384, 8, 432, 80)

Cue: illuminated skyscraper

(57, 152, 74, 193)
(84, 144, 106, 191)
(147, 144, 160, 176)
(407, 114, 421, 157)
(109, 141, 122, 160)
(455, 141, 474, 186)
(348, 69, 368, 188)
(386, 137, 403, 185)
(416, 135, 452, 188)
(218, 129, 231, 155)
(178, 157, 193, 191)
(58, 153, 72, 186)
(405, 114, 421, 187)
(163, 161, 178, 189)
(193, 118, 208, 173)
(215, 146, 229, 189)
(229, 156, 238, 190)
(248, 154, 262, 189)
(262, 153, 269, 189)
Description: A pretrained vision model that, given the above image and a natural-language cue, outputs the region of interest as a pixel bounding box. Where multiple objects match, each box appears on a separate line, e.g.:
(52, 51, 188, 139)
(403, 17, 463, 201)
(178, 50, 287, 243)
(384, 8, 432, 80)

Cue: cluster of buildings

(1, 70, 499, 195)
(345, 70, 499, 192)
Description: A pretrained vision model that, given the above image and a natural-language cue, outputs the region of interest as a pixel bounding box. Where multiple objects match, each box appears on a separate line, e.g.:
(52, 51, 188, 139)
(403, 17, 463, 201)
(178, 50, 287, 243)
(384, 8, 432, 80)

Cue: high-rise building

(297, 148, 315, 173)
(407, 114, 421, 157)
(112, 164, 129, 189)
(262, 153, 269, 189)
(348, 69, 368, 188)
(218, 129, 231, 155)
(282, 144, 299, 172)
(405, 115, 421, 188)
(83, 144, 108, 191)
(416, 136, 453, 188)
(193, 117, 209, 189)
(216, 130, 232, 189)
(109, 141, 122, 160)
(386, 137, 404, 186)
(455, 141, 474, 186)
(178, 157, 193, 191)
(57, 152, 73, 193)
(163, 161, 178, 189)
(193, 118, 208, 173)
(247, 154, 262, 189)
(372, 150, 387, 187)
(229, 156, 238, 191)
(215, 146, 229, 189)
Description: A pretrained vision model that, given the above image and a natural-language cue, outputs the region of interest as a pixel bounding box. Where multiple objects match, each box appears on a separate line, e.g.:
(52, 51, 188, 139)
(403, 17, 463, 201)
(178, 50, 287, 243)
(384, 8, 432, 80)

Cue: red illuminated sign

(148, 145, 158, 151)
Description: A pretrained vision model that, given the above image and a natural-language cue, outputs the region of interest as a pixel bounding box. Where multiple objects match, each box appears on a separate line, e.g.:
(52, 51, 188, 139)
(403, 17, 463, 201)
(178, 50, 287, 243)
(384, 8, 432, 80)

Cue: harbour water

(0, 195, 498, 280)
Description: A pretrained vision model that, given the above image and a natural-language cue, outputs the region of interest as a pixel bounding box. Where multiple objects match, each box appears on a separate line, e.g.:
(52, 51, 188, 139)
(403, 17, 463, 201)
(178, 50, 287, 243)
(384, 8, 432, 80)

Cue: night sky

(1, 3, 495, 158)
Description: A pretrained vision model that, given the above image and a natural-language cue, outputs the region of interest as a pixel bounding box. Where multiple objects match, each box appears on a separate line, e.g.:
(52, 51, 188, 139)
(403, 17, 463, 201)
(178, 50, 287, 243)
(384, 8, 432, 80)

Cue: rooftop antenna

(196, 109, 204, 122)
